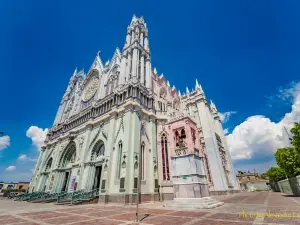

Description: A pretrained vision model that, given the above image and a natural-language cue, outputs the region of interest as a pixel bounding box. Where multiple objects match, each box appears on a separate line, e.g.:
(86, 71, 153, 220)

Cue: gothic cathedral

(29, 15, 240, 203)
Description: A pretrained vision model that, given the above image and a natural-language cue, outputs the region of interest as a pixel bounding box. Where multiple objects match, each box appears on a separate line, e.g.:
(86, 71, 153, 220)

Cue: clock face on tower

(82, 76, 99, 102)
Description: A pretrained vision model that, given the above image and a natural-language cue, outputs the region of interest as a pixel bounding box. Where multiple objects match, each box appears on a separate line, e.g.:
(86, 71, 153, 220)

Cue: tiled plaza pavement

(0, 192, 300, 225)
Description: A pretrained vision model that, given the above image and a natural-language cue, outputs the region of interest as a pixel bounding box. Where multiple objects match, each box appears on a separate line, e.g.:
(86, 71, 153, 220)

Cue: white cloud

(18, 154, 36, 162)
(0, 135, 10, 150)
(219, 111, 237, 123)
(224, 128, 229, 135)
(227, 81, 300, 161)
(26, 126, 48, 150)
(5, 166, 16, 171)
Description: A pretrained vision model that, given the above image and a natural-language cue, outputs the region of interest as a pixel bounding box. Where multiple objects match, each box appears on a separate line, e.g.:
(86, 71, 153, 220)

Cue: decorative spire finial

(167, 80, 170, 87)
(196, 79, 200, 89)
(153, 67, 157, 74)
(178, 90, 181, 96)
(73, 67, 77, 76)
(186, 87, 190, 93)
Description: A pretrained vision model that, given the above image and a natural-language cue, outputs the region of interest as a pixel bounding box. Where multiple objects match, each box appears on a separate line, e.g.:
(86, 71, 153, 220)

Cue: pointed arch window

(161, 134, 170, 181)
(117, 141, 123, 179)
(45, 158, 53, 172)
(91, 141, 105, 161)
(60, 142, 76, 168)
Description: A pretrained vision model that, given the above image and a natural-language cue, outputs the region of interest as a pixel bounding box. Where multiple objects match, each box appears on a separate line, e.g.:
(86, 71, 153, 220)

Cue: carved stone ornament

(82, 76, 99, 102)
(78, 136, 85, 150)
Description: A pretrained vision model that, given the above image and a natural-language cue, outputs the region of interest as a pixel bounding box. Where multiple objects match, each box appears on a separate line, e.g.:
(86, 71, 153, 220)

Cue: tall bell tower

(119, 15, 153, 90)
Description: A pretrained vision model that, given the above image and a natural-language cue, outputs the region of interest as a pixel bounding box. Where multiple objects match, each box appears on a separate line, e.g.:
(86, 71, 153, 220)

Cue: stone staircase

(164, 197, 224, 209)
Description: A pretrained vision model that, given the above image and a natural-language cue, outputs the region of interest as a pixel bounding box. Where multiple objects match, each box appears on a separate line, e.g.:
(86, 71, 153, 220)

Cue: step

(165, 197, 224, 209)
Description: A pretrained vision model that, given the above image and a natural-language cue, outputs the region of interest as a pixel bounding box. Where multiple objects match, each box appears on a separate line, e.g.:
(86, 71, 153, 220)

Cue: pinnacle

(186, 87, 190, 93)
(196, 79, 200, 89)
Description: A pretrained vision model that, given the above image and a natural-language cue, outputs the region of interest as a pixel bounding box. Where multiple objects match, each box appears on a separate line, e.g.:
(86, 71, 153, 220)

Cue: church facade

(29, 15, 240, 203)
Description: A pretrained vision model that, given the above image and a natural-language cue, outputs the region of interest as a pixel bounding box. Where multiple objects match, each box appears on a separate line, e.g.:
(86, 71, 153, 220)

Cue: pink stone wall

(167, 117, 204, 157)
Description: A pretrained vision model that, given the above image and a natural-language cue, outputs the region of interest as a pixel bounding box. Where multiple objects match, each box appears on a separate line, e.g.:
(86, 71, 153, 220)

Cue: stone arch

(44, 158, 53, 172)
(90, 140, 105, 161)
(106, 66, 120, 95)
(59, 141, 76, 168)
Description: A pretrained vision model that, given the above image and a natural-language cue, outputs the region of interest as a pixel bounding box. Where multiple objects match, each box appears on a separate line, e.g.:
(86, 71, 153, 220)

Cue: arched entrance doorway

(59, 142, 76, 192)
(90, 140, 105, 190)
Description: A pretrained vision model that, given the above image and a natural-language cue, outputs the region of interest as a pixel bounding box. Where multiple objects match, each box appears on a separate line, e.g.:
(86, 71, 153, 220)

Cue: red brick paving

(0, 216, 27, 224)
(207, 212, 255, 222)
(1, 192, 300, 224)
(21, 212, 67, 219)
(70, 218, 123, 225)
(166, 211, 208, 217)
(42, 215, 89, 224)
(141, 215, 194, 225)
(140, 209, 175, 215)
(85, 210, 126, 217)
(108, 212, 142, 221)
(189, 219, 253, 224)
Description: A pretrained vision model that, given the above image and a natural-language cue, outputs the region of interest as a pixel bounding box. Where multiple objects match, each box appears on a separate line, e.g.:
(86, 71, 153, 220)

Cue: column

(82, 165, 92, 190)
(125, 32, 131, 48)
(132, 48, 138, 79)
(145, 58, 152, 90)
(140, 32, 144, 46)
(140, 54, 145, 85)
(136, 49, 140, 80)
(53, 172, 62, 193)
(88, 166, 96, 190)
(126, 53, 132, 80)
(196, 100, 227, 191)
(120, 56, 127, 85)
(215, 119, 239, 189)
(144, 37, 149, 52)
(103, 113, 117, 195)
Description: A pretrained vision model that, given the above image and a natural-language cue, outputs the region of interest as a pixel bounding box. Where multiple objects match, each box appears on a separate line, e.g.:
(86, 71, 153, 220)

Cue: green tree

(261, 173, 268, 179)
(266, 167, 286, 181)
(291, 122, 300, 152)
(275, 147, 300, 178)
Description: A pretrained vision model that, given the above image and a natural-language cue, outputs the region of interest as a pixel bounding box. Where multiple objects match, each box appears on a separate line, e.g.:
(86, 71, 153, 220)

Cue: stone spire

(73, 67, 77, 77)
(172, 85, 176, 90)
(167, 80, 170, 87)
(195, 79, 200, 89)
(178, 90, 181, 96)
(210, 100, 218, 113)
(122, 15, 152, 89)
(153, 67, 157, 74)
(195, 79, 204, 95)
(186, 87, 190, 94)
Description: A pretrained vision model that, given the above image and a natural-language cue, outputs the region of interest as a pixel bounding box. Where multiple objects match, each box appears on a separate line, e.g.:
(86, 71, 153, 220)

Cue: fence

(270, 175, 300, 196)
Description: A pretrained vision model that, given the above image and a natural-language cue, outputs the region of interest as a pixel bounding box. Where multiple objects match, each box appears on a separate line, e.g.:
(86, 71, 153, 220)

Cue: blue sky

(0, 0, 300, 181)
